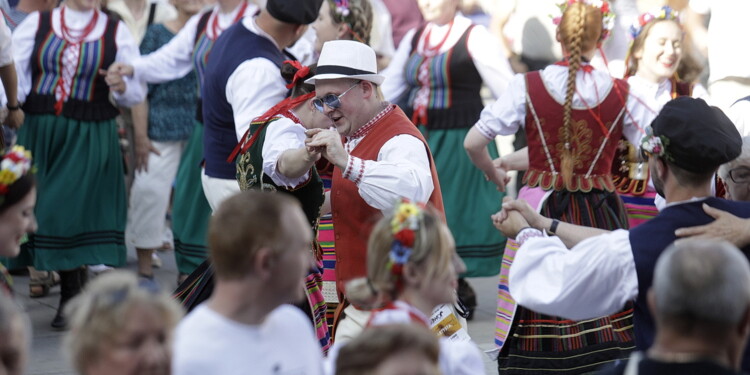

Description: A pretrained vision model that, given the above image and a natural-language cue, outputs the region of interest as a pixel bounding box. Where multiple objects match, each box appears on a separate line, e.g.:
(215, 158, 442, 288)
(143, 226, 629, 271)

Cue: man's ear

(253, 247, 275, 279)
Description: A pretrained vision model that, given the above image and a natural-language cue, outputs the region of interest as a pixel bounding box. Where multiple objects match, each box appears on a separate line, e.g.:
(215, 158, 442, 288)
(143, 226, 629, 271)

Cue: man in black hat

(201, 0, 323, 210)
(492, 97, 750, 371)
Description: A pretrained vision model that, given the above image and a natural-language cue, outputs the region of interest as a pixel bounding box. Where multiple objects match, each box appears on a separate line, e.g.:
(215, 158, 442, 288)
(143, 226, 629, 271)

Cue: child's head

(335, 324, 441, 375)
(313, 0, 373, 54)
(625, 7, 684, 81)
(346, 200, 461, 308)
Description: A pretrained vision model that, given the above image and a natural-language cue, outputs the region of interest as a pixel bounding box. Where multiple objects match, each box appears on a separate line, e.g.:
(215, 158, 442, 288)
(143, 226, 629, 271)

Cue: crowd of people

(1, 0, 750, 374)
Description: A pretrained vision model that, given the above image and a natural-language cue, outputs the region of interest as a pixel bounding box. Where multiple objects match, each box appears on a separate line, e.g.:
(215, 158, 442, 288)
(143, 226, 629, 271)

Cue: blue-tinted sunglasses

(312, 82, 360, 113)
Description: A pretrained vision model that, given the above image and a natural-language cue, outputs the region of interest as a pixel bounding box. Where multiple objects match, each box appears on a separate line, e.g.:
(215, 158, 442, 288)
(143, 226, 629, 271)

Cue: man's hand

(305, 128, 349, 169)
(675, 203, 750, 248)
(134, 135, 161, 173)
(492, 197, 531, 238)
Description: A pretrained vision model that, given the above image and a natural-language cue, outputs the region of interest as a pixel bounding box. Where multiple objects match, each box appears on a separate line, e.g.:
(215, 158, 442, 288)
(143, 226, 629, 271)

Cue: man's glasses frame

(312, 82, 361, 113)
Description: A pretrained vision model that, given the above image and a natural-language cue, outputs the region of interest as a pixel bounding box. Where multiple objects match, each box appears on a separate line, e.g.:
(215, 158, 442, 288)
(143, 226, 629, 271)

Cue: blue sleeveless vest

(629, 197, 750, 368)
(201, 22, 284, 179)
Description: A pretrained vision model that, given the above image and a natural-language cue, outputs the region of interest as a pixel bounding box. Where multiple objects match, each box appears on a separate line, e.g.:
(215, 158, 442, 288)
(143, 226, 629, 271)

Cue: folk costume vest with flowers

(235, 116, 325, 230)
(524, 71, 628, 192)
(404, 25, 483, 129)
(331, 106, 445, 294)
(24, 11, 119, 121)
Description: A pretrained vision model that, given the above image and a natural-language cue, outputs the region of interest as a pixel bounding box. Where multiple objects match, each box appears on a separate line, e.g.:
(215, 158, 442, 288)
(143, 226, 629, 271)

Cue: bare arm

(0, 63, 23, 128)
(464, 126, 509, 191)
(498, 199, 611, 248)
(132, 100, 160, 172)
(496, 146, 529, 171)
(276, 146, 321, 180)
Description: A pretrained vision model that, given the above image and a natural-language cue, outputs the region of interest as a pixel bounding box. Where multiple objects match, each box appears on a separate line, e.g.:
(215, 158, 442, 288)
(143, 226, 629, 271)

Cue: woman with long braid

(465, 1, 643, 373)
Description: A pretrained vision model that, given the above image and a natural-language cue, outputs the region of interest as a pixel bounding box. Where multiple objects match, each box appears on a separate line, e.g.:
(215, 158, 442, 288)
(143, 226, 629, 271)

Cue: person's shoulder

(268, 304, 310, 326)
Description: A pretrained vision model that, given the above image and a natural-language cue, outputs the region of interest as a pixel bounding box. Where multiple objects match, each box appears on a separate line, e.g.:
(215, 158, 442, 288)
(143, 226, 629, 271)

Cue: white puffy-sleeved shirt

(381, 13, 513, 102)
(473, 64, 643, 146)
(226, 16, 287, 141)
(13, 8, 145, 107)
(508, 228, 638, 320)
(261, 114, 311, 188)
(131, 2, 259, 85)
(340, 105, 435, 212)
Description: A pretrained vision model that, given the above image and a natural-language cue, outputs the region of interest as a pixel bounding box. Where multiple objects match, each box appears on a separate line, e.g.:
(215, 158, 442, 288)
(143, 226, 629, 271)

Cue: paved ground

(15, 248, 502, 375)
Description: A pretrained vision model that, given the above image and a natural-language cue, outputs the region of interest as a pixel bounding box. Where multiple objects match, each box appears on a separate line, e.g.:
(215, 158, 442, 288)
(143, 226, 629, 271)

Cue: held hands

(100, 63, 134, 95)
(491, 197, 548, 239)
(304, 128, 348, 168)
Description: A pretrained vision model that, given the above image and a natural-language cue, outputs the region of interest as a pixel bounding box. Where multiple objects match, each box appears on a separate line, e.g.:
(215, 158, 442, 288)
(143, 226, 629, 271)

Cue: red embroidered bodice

(524, 71, 628, 192)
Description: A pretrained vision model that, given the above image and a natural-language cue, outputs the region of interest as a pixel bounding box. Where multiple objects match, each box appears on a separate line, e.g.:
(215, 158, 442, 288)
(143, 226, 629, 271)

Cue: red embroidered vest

(524, 71, 628, 192)
(331, 107, 445, 295)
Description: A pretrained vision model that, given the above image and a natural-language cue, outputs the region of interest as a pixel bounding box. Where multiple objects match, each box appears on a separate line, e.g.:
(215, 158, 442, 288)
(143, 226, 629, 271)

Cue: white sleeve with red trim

(342, 134, 434, 211)
(472, 73, 527, 139)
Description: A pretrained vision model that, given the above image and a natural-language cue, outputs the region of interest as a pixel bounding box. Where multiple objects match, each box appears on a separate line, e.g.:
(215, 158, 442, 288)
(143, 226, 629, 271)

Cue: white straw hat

(305, 40, 385, 85)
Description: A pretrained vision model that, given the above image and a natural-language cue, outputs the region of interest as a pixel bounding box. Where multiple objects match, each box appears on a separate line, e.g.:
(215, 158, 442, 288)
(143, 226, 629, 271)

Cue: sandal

(29, 271, 60, 298)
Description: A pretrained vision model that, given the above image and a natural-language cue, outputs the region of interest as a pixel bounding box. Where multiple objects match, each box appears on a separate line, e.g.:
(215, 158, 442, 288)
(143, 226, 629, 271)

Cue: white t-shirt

(173, 304, 324, 375)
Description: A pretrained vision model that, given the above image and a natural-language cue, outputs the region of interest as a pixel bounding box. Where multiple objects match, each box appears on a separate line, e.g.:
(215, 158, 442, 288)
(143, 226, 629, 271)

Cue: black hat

(646, 97, 741, 174)
(266, 0, 323, 25)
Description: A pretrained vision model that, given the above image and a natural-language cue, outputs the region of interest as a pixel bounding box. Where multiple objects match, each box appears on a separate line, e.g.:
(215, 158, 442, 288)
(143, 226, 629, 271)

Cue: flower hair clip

(629, 6, 680, 39)
(387, 199, 425, 277)
(0, 146, 33, 195)
(551, 0, 616, 41)
(640, 127, 673, 162)
(332, 0, 350, 18)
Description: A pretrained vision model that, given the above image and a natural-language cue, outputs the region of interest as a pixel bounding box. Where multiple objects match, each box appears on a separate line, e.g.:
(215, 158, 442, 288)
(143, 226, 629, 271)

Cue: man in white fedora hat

(305, 39, 445, 341)
(200, 0, 323, 211)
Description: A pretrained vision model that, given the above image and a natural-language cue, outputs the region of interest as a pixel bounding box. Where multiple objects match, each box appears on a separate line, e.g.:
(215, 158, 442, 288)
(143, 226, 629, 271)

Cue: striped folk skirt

(497, 187, 635, 374)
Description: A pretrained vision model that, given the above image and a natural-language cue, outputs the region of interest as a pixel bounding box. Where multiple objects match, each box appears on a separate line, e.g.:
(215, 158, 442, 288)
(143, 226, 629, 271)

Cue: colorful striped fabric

(191, 31, 213, 98)
(305, 260, 331, 354)
(496, 187, 635, 374)
(404, 51, 452, 110)
(619, 189, 658, 228)
(34, 35, 103, 101)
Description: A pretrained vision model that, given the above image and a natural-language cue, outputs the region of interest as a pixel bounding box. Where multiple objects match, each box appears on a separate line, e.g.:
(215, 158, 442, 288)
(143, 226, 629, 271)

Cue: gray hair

(718, 136, 750, 181)
(64, 271, 184, 373)
(653, 239, 750, 327)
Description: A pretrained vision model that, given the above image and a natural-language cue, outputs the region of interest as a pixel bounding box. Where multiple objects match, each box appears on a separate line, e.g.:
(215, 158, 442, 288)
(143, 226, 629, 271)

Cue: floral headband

(552, 0, 616, 41)
(387, 199, 425, 281)
(629, 6, 680, 39)
(0, 146, 33, 196)
(330, 0, 351, 18)
(640, 126, 673, 162)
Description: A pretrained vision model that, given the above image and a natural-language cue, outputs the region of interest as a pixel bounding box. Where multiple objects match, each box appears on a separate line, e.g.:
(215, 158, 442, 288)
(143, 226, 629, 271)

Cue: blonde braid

(560, 3, 587, 186)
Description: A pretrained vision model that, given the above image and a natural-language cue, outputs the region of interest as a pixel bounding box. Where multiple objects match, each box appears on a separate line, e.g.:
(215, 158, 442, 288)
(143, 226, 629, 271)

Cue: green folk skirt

(171, 121, 211, 275)
(17, 114, 126, 271)
(423, 127, 506, 277)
